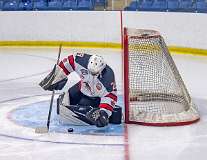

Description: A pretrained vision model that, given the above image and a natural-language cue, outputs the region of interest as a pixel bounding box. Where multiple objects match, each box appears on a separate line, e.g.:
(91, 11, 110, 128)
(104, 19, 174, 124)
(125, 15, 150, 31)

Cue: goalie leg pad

(59, 105, 92, 125)
(57, 91, 70, 115)
(57, 83, 101, 126)
(109, 105, 122, 124)
(59, 104, 94, 125)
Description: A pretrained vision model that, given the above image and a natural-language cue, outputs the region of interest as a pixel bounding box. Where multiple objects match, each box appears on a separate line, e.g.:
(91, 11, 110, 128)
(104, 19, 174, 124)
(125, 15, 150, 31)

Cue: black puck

(68, 128, 74, 132)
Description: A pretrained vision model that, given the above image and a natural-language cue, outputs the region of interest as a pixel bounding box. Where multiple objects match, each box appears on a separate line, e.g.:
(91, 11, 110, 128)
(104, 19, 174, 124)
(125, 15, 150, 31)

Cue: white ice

(0, 47, 207, 160)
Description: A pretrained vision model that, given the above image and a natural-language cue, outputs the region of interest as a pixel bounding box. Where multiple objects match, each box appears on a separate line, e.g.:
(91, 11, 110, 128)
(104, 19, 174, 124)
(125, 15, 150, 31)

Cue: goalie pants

(58, 82, 122, 125)
(57, 82, 101, 125)
(69, 82, 101, 108)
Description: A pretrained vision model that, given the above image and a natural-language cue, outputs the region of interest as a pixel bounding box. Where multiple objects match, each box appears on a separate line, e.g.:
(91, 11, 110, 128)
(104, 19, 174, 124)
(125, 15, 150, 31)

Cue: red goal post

(123, 27, 200, 126)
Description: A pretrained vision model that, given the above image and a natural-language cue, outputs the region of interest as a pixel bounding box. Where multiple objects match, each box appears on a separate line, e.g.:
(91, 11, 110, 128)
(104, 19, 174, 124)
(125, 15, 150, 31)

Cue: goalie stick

(35, 45, 62, 134)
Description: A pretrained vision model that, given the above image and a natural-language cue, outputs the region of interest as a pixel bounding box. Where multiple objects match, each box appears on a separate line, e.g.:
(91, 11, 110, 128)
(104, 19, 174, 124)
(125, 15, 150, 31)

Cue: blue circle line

(1, 90, 124, 146)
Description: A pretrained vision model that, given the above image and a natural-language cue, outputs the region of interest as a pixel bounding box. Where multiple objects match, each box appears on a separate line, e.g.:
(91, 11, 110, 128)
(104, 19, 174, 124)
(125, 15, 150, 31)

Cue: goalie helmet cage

(123, 28, 200, 126)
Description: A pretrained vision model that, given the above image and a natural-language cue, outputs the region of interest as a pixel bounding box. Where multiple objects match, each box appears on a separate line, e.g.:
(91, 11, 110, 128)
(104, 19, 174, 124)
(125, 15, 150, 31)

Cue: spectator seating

(167, 0, 179, 11)
(124, 1, 138, 11)
(0, 0, 207, 12)
(2, 0, 19, 10)
(138, 0, 153, 11)
(33, 0, 48, 10)
(196, 0, 207, 13)
(94, 0, 106, 7)
(124, 0, 207, 13)
(151, 0, 167, 11)
(77, 0, 94, 10)
(62, 0, 78, 10)
(18, 0, 33, 10)
(0, 0, 3, 10)
(179, 0, 196, 12)
(47, 0, 63, 10)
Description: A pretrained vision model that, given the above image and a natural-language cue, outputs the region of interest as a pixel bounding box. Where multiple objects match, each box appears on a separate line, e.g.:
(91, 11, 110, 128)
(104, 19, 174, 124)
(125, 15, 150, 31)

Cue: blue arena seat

(62, 0, 77, 10)
(18, 0, 33, 10)
(2, 0, 19, 10)
(47, 0, 63, 10)
(179, 0, 196, 12)
(77, 0, 94, 10)
(167, 0, 179, 11)
(94, 0, 106, 7)
(0, 1, 3, 10)
(151, 0, 167, 11)
(124, 1, 138, 11)
(33, 0, 48, 10)
(138, 0, 153, 11)
(196, 0, 207, 13)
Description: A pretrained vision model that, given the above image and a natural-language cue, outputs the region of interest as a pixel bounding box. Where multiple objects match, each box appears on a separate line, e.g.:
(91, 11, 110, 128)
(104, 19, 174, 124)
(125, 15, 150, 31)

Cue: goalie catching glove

(86, 108, 109, 127)
(39, 65, 68, 91)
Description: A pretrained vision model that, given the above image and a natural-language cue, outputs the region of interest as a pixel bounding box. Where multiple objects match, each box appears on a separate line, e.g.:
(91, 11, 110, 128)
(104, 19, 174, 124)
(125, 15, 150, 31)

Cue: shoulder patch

(76, 53, 85, 57)
(98, 65, 116, 92)
(75, 53, 91, 68)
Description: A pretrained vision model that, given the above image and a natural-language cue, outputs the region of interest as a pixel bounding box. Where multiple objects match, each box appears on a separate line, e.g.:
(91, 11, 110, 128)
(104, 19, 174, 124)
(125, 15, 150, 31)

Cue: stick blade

(35, 127, 49, 134)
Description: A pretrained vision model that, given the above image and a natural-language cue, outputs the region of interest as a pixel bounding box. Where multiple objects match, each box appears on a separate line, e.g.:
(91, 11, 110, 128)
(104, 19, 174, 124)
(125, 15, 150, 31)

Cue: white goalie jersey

(58, 53, 117, 113)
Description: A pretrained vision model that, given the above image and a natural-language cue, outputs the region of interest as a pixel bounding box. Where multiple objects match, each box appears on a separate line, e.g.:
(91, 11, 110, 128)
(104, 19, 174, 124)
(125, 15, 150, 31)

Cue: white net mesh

(125, 28, 199, 125)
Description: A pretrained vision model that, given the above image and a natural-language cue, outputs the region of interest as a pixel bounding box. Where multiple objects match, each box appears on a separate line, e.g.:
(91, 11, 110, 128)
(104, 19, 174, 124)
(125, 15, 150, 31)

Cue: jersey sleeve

(99, 90, 117, 112)
(98, 66, 117, 115)
(58, 55, 75, 75)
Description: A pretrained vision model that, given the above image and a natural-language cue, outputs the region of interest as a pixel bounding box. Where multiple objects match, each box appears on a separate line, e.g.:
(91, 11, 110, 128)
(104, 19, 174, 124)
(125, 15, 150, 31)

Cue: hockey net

(123, 28, 199, 126)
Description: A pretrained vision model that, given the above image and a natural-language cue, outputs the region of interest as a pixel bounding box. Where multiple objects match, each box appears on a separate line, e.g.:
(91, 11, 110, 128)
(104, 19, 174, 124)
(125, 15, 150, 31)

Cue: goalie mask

(87, 55, 106, 75)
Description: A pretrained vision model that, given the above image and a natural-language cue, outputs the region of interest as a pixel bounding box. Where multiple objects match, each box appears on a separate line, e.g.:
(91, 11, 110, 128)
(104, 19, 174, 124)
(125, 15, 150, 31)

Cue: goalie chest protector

(75, 53, 116, 95)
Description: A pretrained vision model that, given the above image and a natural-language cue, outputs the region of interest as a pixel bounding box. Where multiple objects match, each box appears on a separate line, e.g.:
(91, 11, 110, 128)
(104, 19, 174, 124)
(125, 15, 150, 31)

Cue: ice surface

(0, 47, 207, 160)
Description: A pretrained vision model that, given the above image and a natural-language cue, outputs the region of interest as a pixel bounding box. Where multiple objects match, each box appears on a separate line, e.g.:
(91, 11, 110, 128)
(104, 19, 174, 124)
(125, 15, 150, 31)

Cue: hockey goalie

(39, 53, 122, 128)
